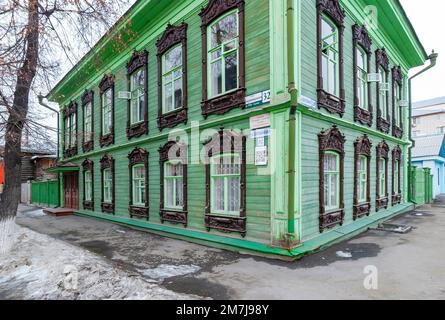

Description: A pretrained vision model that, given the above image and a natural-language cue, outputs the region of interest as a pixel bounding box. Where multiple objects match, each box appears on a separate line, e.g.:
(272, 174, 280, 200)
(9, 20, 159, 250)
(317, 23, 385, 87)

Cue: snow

(0, 226, 197, 300)
(0, 217, 18, 255)
(138, 264, 201, 280)
(336, 251, 352, 258)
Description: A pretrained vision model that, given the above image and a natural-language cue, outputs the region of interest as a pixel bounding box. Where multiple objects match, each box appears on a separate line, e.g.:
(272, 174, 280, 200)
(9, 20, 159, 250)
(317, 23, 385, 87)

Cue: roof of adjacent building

(413, 96, 445, 117)
(413, 134, 445, 158)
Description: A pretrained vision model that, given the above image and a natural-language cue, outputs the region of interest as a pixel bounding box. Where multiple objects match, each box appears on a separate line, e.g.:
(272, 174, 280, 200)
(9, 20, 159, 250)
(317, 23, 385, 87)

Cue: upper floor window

(438, 126, 445, 134)
(376, 48, 390, 134)
(163, 46, 183, 113)
(392, 66, 403, 138)
(379, 66, 388, 119)
(376, 141, 389, 211)
(63, 101, 78, 158)
(81, 90, 94, 153)
(318, 125, 345, 232)
(356, 47, 368, 109)
(354, 135, 372, 219)
(316, 0, 345, 116)
(200, 0, 246, 118)
(126, 50, 148, 139)
(128, 147, 149, 219)
(99, 74, 115, 147)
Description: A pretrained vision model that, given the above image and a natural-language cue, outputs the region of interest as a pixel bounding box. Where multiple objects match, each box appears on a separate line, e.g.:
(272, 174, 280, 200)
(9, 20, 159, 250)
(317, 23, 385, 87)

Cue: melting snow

(336, 251, 352, 258)
(138, 264, 201, 280)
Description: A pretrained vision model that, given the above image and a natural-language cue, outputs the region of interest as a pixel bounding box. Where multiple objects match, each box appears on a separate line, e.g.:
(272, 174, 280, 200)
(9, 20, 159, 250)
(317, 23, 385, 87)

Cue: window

(157, 23, 188, 130)
(323, 152, 340, 211)
(164, 162, 184, 209)
(81, 90, 94, 153)
(126, 50, 148, 138)
(100, 154, 114, 214)
(394, 83, 401, 126)
(376, 48, 390, 133)
(354, 134, 372, 219)
(394, 161, 399, 193)
(412, 117, 419, 126)
(63, 101, 78, 158)
(99, 74, 115, 147)
(82, 159, 94, 210)
(356, 47, 368, 110)
(128, 147, 149, 219)
(318, 126, 345, 232)
(392, 66, 403, 138)
(200, 0, 246, 118)
(132, 164, 146, 206)
(316, 0, 345, 116)
(204, 128, 246, 237)
(438, 126, 445, 134)
(376, 141, 389, 211)
(392, 146, 402, 205)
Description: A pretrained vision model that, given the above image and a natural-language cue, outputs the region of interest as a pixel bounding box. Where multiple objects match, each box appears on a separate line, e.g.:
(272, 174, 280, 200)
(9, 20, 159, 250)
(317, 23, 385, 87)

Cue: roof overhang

(47, 162, 79, 173)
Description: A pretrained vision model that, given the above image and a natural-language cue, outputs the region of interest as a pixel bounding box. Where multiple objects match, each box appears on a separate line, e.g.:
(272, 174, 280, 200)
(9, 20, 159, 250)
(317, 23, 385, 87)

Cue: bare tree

(0, 0, 135, 253)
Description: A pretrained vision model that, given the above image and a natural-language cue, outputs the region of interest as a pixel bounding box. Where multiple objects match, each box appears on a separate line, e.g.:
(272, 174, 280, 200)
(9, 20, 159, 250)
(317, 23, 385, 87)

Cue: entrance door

(64, 172, 79, 209)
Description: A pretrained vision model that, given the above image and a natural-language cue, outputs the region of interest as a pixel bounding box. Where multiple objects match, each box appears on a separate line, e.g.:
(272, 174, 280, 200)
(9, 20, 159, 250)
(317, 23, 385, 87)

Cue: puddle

(164, 276, 230, 299)
(79, 240, 114, 259)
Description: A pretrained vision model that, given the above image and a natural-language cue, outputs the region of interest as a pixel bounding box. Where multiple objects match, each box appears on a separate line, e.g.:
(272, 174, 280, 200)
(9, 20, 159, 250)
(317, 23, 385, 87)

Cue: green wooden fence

(410, 166, 433, 206)
(31, 180, 60, 208)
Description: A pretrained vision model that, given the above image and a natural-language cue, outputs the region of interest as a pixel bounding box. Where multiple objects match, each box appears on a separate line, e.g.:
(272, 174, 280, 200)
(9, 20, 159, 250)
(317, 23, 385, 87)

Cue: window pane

(211, 61, 222, 96)
(321, 18, 335, 45)
(213, 178, 225, 211)
(165, 84, 173, 112)
(225, 52, 238, 92)
(211, 13, 238, 49)
(165, 46, 182, 72)
(174, 78, 183, 109)
(324, 154, 338, 172)
(166, 179, 174, 207)
(228, 177, 240, 212)
(176, 177, 183, 207)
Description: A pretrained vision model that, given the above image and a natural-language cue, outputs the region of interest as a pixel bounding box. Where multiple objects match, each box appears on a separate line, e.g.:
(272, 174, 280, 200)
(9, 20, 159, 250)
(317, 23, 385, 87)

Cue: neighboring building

(47, 0, 427, 258)
(412, 96, 445, 137)
(412, 134, 445, 198)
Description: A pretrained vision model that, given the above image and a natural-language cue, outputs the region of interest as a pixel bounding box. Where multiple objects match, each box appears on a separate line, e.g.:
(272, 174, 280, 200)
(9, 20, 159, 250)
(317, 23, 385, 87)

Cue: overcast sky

(400, 0, 445, 102)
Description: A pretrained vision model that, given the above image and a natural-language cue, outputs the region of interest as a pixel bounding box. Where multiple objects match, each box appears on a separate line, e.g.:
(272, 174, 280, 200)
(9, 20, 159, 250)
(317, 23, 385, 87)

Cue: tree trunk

(0, 0, 39, 254)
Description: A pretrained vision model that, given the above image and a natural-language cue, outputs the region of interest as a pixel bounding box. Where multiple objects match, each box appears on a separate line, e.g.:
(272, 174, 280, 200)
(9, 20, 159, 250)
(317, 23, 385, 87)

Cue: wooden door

(64, 172, 79, 209)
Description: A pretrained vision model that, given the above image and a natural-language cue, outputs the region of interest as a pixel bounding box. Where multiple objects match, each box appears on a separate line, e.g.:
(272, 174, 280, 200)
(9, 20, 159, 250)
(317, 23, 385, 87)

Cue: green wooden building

(47, 0, 427, 259)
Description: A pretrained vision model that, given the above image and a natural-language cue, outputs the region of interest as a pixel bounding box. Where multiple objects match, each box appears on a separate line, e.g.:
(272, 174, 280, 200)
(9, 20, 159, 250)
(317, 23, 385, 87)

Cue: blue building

(412, 134, 445, 198)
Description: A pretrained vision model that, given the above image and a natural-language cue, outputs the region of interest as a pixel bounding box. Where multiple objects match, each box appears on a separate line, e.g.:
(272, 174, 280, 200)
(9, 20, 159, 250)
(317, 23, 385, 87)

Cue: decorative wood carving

(100, 154, 115, 214)
(200, 0, 246, 118)
(81, 90, 94, 153)
(353, 25, 373, 126)
(203, 128, 247, 237)
(392, 145, 402, 205)
(376, 141, 389, 212)
(317, 0, 345, 117)
(63, 101, 78, 158)
(126, 50, 149, 139)
(128, 147, 149, 220)
(318, 125, 345, 232)
(376, 48, 391, 134)
(353, 135, 372, 220)
(99, 74, 115, 147)
(156, 23, 188, 130)
(82, 159, 94, 210)
(392, 66, 403, 139)
(159, 141, 188, 226)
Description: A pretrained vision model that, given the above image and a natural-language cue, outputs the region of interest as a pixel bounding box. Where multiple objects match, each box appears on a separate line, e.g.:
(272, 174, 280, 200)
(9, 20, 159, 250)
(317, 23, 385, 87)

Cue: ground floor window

(164, 161, 183, 209)
(378, 158, 387, 198)
(103, 168, 112, 203)
(132, 164, 146, 206)
(100, 154, 114, 214)
(128, 147, 149, 219)
(85, 170, 92, 202)
(323, 152, 340, 211)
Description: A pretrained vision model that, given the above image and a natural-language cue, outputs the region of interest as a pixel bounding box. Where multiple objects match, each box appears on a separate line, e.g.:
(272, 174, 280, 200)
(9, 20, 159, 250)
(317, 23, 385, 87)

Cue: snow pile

(0, 227, 196, 300)
(336, 251, 352, 258)
(0, 217, 18, 256)
(138, 264, 201, 280)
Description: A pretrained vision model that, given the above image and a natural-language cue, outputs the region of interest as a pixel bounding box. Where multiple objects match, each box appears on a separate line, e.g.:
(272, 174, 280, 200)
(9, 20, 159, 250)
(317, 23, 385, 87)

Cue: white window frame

(323, 151, 340, 212)
(162, 45, 183, 114)
(164, 161, 183, 210)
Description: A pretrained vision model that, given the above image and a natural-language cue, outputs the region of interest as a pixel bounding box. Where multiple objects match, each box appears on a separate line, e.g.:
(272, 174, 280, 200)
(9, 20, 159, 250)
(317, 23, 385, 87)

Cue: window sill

(319, 208, 344, 233)
(64, 146, 78, 159)
(354, 105, 373, 127)
(82, 140, 94, 153)
(392, 124, 403, 139)
(377, 116, 390, 134)
(83, 200, 94, 211)
(376, 196, 389, 212)
(100, 132, 114, 147)
(317, 89, 345, 117)
(158, 107, 187, 131)
(353, 202, 371, 220)
(127, 121, 148, 139)
(101, 202, 115, 214)
(129, 205, 149, 220)
(202, 87, 245, 119)
(204, 213, 246, 238)
(392, 194, 402, 206)
(160, 209, 187, 227)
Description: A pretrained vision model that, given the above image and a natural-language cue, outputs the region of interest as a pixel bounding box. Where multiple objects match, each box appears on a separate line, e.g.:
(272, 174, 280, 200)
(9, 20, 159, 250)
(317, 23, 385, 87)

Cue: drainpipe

(37, 94, 60, 160)
(408, 51, 438, 203)
(286, 0, 298, 244)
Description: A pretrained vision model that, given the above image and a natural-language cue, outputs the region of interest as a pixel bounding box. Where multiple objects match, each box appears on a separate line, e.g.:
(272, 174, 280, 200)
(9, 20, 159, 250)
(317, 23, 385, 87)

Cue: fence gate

(31, 180, 60, 208)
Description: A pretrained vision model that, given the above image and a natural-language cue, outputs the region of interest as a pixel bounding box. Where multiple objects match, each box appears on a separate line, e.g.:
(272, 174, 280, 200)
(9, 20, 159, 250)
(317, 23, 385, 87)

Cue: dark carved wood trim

(203, 128, 247, 237)
(99, 74, 115, 147)
(392, 66, 403, 138)
(353, 135, 372, 220)
(159, 141, 188, 226)
(318, 125, 345, 232)
(376, 141, 389, 212)
(156, 23, 188, 130)
(317, 0, 346, 117)
(126, 50, 149, 139)
(200, 0, 246, 118)
(392, 145, 402, 205)
(63, 101, 78, 158)
(81, 90, 94, 153)
(353, 25, 373, 126)
(82, 159, 94, 210)
(376, 48, 391, 134)
(100, 154, 115, 214)
(128, 147, 149, 220)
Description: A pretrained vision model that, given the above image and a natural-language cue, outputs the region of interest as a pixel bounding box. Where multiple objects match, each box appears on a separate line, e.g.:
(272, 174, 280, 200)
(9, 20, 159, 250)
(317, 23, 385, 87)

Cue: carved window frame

(392, 145, 402, 205)
(353, 24, 373, 126)
(203, 128, 247, 237)
(126, 50, 149, 139)
(200, 0, 246, 118)
(392, 66, 403, 139)
(128, 147, 149, 220)
(376, 141, 389, 211)
(81, 90, 94, 153)
(376, 48, 391, 134)
(159, 141, 188, 226)
(63, 101, 78, 158)
(353, 135, 372, 220)
(316, 0, 346, 117)
(99, 74, 115, 147)
(318, 125, 345, 232)
(100, 154, 115, 214)
(156, 23, 188, 130)
(82, 159, 94, 210)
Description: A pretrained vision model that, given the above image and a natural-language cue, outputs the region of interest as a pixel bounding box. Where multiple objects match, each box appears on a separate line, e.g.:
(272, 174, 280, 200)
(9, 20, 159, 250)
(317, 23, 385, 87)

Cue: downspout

(37, 94, 60, 160)
(408, 51, 438, 203)
(286, 0, 298, 244)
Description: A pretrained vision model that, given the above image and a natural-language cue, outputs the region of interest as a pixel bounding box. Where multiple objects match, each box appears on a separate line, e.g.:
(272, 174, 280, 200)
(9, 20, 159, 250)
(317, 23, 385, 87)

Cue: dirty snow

(335, 251, 352, 258)
(0, 226, 197, 300)
(138, 264, 201, 280)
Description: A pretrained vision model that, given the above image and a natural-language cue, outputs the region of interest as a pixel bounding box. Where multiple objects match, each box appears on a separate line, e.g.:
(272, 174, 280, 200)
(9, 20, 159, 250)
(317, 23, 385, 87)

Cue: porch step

(43, 208, 75, 217)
